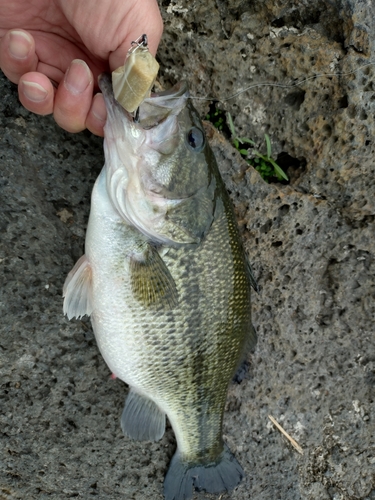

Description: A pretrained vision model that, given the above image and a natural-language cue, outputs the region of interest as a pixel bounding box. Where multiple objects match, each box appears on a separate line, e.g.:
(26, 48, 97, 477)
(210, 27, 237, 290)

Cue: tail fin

(164, 444, 244, 500)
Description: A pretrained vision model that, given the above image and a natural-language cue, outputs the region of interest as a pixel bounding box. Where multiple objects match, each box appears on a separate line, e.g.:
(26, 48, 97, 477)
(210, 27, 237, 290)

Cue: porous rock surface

(0, 1, 374, 499)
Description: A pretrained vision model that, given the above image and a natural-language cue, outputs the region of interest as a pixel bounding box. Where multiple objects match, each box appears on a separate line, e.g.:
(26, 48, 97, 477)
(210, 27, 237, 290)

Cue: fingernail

(8, 30, 32, 59)
(21, 81, 48, 102)
(91, 94, 107, 123)
(64, 59, 92, 95)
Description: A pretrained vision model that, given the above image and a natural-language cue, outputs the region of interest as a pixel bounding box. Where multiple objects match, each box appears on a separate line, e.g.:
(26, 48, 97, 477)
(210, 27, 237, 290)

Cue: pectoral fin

(121, 389, 165, 441)
(63, 255, 93, 319)
(130, 244, 178, 309)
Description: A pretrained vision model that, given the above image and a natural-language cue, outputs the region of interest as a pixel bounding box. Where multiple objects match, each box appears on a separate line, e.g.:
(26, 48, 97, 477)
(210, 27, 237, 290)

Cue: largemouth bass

(63, 74, 257, 500)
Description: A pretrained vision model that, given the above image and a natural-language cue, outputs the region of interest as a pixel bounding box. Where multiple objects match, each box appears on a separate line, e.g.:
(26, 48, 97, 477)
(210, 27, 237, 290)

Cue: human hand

(0, 0, 163, 136)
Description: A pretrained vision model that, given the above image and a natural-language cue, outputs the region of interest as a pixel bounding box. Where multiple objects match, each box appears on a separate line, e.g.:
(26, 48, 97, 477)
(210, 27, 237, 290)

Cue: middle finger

(53, 59, 94, 133)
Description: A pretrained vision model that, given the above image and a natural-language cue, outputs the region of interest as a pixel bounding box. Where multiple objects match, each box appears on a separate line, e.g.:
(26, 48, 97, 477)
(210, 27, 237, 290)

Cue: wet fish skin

(63, 74, 256, 500)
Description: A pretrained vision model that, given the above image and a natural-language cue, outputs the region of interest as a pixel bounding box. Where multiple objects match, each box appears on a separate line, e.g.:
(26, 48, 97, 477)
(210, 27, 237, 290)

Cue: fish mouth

(98, 74, 189, 129)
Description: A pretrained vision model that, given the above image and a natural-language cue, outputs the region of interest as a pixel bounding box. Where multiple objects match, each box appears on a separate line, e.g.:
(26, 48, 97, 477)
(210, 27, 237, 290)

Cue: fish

(63, 73, 257, 500)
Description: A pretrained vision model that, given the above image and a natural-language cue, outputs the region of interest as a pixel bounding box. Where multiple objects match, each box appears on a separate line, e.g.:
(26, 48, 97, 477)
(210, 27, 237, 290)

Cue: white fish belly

(84, 172, 172, 393)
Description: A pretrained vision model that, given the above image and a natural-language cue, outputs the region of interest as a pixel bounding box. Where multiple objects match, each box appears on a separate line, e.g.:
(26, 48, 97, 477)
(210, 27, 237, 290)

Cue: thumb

(108, 0, 163, 71)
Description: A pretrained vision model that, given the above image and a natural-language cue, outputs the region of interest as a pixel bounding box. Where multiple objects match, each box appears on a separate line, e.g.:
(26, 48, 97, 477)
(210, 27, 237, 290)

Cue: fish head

(99, 74, 217, 246)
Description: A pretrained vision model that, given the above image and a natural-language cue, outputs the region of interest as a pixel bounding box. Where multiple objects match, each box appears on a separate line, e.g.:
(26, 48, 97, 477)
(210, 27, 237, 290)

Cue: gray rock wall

(1, 1, 374, 499)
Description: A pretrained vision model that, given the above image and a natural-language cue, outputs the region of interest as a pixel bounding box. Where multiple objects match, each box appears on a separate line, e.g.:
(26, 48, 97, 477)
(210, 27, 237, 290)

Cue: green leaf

(238, 137, 256, 146)
(239, 148, 248, 155)
(264, 134, 272, 158)
(268, 158, 289, 181)
(255, 165, 270, 182)
(227, 112, 236, 138)
(253, 151, 266, 161)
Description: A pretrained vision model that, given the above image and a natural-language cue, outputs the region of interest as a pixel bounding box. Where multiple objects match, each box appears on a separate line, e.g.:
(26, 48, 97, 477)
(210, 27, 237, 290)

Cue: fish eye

(186, 127, 205, 152)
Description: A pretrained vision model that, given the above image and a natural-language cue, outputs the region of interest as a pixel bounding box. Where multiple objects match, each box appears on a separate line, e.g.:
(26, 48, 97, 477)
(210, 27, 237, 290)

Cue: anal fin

(233, 323, 257, 384)
(246, 255, 259, 293)
(246, 322, 257, 351)
(63, 255, 93, 320)
(121, 389, 165, 442)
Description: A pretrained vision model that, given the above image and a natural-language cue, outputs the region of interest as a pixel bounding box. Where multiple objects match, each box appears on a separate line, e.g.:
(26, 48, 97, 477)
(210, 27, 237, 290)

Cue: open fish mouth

(98, 74, 189, 129)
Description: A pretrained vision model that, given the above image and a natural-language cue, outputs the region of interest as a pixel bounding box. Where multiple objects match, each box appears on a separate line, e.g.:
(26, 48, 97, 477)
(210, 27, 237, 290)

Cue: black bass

(63, 74, 257, 500)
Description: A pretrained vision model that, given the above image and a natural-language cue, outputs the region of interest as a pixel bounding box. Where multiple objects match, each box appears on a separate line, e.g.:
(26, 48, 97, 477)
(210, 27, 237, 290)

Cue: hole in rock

(338, 95, 348, 108)
(284, 90, 306, 110)
(271, 17, 285, 28)
(276, 152, 306, 183)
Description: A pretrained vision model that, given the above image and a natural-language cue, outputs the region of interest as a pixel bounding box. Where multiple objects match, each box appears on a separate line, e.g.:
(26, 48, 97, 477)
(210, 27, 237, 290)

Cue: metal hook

(133, 106, 140, 123)
(128, 34, 148, 54)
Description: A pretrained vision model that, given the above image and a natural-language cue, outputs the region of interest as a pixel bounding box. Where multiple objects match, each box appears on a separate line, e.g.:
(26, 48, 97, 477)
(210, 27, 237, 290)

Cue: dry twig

(268, 415, 304, 455)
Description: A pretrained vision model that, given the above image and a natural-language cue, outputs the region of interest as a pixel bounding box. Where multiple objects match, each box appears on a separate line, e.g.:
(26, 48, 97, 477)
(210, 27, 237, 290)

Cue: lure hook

(128, 34, 148, 54)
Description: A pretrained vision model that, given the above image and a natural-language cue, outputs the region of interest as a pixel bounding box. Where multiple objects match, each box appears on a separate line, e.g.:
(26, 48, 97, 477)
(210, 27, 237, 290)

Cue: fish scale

(63, 74, 257, 500)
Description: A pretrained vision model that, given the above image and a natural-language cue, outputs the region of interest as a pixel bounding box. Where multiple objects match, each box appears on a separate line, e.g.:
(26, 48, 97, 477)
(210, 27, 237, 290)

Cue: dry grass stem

(268, 415, 304, 455)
